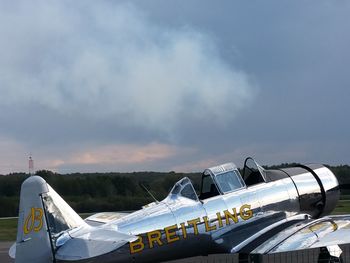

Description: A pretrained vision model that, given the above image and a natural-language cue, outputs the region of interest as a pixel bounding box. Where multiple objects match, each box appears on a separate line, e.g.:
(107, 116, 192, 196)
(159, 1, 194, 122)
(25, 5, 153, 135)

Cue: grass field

(0, 218, 17, 242)
(333, 199, 350, 214)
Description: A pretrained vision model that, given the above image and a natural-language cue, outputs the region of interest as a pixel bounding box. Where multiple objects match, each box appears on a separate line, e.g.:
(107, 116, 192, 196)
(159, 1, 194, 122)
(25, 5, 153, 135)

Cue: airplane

(8, 157, 350, 263)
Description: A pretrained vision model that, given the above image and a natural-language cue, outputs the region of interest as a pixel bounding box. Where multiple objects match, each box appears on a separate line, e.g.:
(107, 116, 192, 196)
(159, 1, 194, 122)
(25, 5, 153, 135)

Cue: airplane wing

(85, 212, 131, 226)
(250, 215, 350, 254)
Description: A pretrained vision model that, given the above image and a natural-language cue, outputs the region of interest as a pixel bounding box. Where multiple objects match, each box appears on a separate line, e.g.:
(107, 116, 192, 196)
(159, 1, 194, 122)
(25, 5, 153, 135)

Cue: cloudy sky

(0, 0, 349, 174)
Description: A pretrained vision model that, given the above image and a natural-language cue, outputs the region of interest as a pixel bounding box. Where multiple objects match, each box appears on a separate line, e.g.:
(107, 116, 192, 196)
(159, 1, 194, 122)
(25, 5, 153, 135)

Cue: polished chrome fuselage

(57, 164, 339, 263)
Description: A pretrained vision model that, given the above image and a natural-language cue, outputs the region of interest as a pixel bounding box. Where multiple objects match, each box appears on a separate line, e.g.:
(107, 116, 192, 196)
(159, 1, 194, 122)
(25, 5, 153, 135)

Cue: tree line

(0, 164, 349, 217)
(0, 170, 201, 217)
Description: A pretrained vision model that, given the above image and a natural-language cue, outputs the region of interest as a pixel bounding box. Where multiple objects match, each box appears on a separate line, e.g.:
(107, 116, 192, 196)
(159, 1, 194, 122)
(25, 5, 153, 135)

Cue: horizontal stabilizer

(56, 227, 137, 260)
(8, 243, 15, 259)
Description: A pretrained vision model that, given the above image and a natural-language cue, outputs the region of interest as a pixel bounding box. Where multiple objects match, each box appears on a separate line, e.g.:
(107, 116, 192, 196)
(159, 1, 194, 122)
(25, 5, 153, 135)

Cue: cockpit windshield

(242, 157, 266, 186)
(170, 177, 198, 201)
(200, 163, 246, 198)
(215, 170, 245, 193)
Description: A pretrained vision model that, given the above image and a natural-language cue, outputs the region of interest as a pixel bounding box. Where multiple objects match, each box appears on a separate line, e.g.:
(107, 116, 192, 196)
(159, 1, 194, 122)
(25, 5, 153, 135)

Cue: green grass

(0, 218, 17, 241)
(332, 199, 350, 215)
(340, 194, 350, 200)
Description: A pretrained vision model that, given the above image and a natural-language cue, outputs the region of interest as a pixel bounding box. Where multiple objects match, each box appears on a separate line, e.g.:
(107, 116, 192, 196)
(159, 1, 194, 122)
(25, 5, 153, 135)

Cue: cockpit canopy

(168, 157, 267, 201)
(199, 158, 267, 200)
(199, 163, 245, 199)
(169, 177, 198, 201)
(242, 157, 267, 186)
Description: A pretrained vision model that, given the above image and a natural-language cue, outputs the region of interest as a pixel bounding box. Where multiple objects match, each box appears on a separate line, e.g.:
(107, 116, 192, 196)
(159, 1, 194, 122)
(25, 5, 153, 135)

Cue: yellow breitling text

(129, 204, 253, 254)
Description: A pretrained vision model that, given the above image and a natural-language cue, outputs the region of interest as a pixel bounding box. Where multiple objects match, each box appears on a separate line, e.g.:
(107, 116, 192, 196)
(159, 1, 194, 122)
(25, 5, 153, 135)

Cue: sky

(0, 0, 349, 174)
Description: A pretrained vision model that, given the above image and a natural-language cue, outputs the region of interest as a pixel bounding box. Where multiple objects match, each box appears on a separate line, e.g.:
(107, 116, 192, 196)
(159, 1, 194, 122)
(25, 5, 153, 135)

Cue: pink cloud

(56, 143, 195, 167)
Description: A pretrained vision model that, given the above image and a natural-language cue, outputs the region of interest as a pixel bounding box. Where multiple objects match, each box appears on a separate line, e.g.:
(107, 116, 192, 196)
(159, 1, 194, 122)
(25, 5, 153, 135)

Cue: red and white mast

(28, 155, 34, 176)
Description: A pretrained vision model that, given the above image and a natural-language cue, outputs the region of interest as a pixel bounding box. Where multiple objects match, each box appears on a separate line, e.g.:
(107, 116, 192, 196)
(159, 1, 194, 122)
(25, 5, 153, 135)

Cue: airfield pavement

(1, 242, 349, 263)
(0, 241, 236, 263)
(0, 240, 233, 263)
(0, 242, 14, 263)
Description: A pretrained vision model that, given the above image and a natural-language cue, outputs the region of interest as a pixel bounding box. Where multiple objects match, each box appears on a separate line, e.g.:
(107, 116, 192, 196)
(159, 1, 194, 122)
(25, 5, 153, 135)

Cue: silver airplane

(9, 157, 350, 262)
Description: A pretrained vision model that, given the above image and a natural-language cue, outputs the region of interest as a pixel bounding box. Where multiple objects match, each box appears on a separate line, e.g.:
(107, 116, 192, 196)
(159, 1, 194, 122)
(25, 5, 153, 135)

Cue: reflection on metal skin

(281, 165, 340, 218)
(92, 162, 340, 262)
(12, 158, 343, 263)
(60, 161, 341, 262)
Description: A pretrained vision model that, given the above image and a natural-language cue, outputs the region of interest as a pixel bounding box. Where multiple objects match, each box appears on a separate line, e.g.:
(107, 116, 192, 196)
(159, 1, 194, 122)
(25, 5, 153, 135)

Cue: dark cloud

(0, 0, 349, 173)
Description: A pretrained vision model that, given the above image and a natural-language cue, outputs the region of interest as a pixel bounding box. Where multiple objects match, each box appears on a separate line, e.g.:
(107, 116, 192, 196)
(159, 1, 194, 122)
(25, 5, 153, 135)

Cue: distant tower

(28, 155, 34, 176)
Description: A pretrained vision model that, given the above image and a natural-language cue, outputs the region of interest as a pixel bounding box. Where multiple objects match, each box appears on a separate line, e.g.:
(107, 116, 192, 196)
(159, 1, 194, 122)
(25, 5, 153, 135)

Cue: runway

(0, 242, 14, 263)
(1, 242, 349, 262)
(0, 240, 233, 263)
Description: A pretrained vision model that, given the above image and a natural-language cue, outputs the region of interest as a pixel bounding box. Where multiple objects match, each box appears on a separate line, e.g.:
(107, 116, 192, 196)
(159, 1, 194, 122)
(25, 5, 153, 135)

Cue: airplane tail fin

(10, 176, 86, 263)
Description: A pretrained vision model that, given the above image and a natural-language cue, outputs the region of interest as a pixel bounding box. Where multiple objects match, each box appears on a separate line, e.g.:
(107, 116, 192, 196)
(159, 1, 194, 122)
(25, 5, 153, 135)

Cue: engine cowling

(281, 164, 340, 218)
